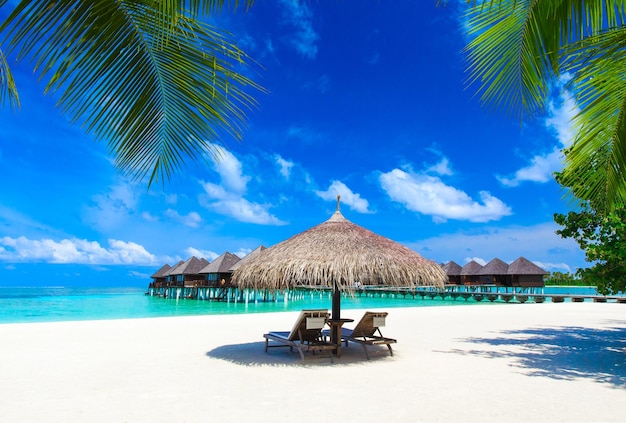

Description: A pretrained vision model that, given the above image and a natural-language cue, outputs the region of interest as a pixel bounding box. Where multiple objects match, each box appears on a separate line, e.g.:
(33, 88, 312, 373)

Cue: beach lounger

(340, 311, 397, 360)
(263, 309, 335, 362)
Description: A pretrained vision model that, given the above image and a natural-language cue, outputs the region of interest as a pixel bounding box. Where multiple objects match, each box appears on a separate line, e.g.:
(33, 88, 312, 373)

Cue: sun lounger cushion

(342, 311, 397, 359)
(264, 309, 335, 362)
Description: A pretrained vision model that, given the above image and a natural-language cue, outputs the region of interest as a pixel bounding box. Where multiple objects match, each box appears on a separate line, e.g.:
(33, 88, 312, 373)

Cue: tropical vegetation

(0, 0, 261, 186)
(554, 204, 626, 294)
(543, 271, 585, 287)
(464, 1, 626, 212)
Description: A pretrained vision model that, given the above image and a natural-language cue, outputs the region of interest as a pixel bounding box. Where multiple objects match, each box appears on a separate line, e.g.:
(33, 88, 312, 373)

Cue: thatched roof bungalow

(150, 263, 171, 288)
(460, 260, 483, 285)
(442, 261, 462, 284)
(477, 258, 509, 285)
(507, 257, 547, 287)
(167, 256, 209, 287)
(163, 260, 184, 284)
(199, 252, 241, 286)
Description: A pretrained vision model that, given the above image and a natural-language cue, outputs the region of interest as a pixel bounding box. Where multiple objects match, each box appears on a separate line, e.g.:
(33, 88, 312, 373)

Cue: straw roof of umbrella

(442, 261, 462, 276)
(477, 258, 509, 275)
(229, 245, 267, 272)
(232, 198, 447, 291)
(508, 257, 548, 275)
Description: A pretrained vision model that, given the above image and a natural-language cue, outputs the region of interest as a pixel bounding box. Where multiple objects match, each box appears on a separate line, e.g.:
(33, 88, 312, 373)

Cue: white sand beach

(1, 302, 625, 422)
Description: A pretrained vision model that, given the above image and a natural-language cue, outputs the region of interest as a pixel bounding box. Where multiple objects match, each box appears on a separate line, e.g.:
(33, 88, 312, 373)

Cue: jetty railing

(146, 284, 626, 304)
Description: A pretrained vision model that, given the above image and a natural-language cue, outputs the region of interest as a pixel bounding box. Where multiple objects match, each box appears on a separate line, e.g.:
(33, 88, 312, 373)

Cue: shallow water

(0, 285, 606, 324)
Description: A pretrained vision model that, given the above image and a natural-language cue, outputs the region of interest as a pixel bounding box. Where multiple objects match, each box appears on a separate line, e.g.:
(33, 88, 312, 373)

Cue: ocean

(0, 285, 603, 324)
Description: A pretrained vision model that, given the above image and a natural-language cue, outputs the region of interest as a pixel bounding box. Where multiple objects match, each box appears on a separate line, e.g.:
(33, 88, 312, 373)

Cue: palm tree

(464, 0, 626, 213)
(0, 0, 261, 185)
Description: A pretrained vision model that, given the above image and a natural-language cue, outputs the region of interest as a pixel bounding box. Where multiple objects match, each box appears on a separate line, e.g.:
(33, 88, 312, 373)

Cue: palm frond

(149, 1, 254, 50)
(464, 0, 626, 118)
(0, 46, 19, 109)
(465, 1, 553, 118)
(1, 0, 263, 185)
(560, 28, 626, 210)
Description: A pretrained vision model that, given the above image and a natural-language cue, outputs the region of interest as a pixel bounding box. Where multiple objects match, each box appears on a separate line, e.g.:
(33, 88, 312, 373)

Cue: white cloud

(275, 154, 294, 179)
(286, 125, 323, 144)
(83, 182, 138, 231)
(427, 157, 453, 176)
(142, 212, 158, 222)
(464, 257, 487, 266)
(278, 0, 319, 59)
(498, 148, 563, 186)
(165, 209, 203, 228)
(0, 236, 157, 265)
(233, 248, 252, 258)
(265, 38, 275, 55)
(210, 144, 250, 194)
(200, 181, 286, 225)
(407, 222, 582, 273)
(0, 204, 58, 237)
(546, 89, 577, 149)
(185, 247, 219, 261)
(498, 88, 579, 187)
(315, 180, 373, 214)
(201, 145, 285, 225)
(380, 168, 511, 223)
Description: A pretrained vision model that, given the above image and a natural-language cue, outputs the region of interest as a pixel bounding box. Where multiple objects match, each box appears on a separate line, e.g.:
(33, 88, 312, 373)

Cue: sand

(0, 302, 625, 422)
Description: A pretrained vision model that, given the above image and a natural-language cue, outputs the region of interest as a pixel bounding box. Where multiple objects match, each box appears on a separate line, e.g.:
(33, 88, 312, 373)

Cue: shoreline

(0, 284, 618, 325)
(1, 302, 625, 422)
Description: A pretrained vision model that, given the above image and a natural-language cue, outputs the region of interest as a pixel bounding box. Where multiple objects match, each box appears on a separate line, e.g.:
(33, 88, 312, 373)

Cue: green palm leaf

(465, 0, 626, 211)
(1, 0, 262, 185)
(0, 46, 19, 109)
(560, 28, 626, 210)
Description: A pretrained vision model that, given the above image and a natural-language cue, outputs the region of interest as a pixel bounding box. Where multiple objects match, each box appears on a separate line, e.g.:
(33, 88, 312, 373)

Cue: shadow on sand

(443, 320, 626, 387)
(206, 341, 391, 367)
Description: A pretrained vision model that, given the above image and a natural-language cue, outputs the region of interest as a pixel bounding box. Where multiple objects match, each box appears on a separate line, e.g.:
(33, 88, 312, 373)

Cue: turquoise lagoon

(0, 285, 606, 324)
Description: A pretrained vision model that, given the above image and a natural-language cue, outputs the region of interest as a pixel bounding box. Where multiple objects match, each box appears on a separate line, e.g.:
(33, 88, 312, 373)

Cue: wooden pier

(146, 284, 626, 304)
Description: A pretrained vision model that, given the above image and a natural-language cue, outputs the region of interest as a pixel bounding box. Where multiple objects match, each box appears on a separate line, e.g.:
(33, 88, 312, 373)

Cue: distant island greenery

(544, 272, 589, 288)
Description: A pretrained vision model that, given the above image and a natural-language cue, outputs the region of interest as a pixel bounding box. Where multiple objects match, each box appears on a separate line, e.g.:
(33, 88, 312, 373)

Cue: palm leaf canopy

(231, 198, 447, 292)
(464, 0, 626, 211)
(0, 0, 261, 185)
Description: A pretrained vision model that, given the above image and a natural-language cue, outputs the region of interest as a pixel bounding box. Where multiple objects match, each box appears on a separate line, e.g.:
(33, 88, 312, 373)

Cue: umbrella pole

(332, 280, 341, 320)
(331, 281, 341, 352)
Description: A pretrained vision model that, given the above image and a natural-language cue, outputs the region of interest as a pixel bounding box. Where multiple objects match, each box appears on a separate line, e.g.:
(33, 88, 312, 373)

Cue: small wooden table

(327, 318, 354, 357)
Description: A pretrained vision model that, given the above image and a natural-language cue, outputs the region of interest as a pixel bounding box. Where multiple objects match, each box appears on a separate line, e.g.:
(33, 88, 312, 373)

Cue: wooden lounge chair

(263, 309, 336, 362)
(341, 311, 397, 360)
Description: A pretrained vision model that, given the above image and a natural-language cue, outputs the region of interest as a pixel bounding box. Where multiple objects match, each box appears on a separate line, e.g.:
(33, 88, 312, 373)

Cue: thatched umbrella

(232, 197, 447, 324)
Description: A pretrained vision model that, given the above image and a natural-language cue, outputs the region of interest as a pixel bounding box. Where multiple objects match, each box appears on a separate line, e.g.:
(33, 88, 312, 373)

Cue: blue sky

(0, 2, 585, 287)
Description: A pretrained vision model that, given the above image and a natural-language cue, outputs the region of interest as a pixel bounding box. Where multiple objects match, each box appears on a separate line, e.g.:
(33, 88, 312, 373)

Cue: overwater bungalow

(163, 260, 184, 286)
(442, 261, 462, 285)
(150, 263, 171, 288)
(460, 260, 483, 285)
(166, 256, 209, 287)
(508, 256, 547, 287)
(199, 252, 240, 286)
(477, 258, 509, 285)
